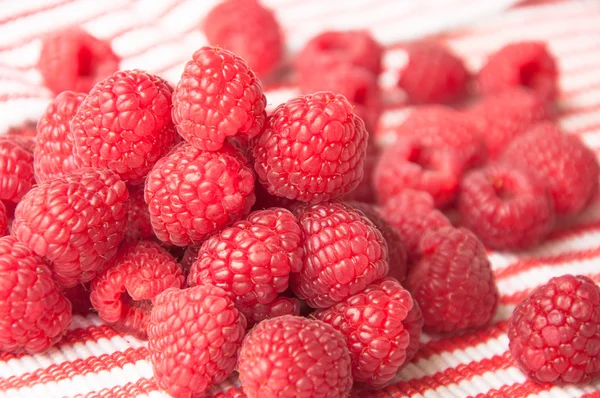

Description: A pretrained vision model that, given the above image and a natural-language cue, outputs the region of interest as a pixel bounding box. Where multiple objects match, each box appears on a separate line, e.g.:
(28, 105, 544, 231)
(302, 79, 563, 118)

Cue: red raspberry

(296, 30, 382, 77)
(346, 201, 408, 283)
(204, 0, 283, 78)
(396, 106, 485, 168)
(315, 278, 422, 388)
(291, 202, 389, 308)
(342, 143, 379, 203)
(38, 27, 120, 95)
(478, 41, 557, 102)
(0, 236, 72, 354)
(238, 315, 353, 398)
(467, 87, 551, 158)
(90, 241, 184, 338)
(375, 137, 464, 208)
(503, 122, 599, 215)
(251, 92, 368, 203)
(407, 227, 498, 332)
(148, 285, 246, 397)
(458, 163, 555, 250)
(380, 190, 451, 263)
(12, 168, 129, 287)
(7, 121, 37, 153)
(398, 42, 470, 104)
(239, 296, 301, 328)
(172, 46, 267, 152)
(0, 137, 35, 204)
(123, 185, 154, 242)
(509, 275, 600, 384)
(0, 201, 7, 237)
(145, 142, 256, 246)
(34, 91, 86, 183)
(188, 208, 303, 306)
(63, 283, 92, 316)
(71, 70, 177, 184)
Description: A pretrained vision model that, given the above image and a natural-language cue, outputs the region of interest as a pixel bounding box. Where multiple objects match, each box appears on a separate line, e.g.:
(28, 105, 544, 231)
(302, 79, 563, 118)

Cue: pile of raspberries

(1, 0, 600, 396)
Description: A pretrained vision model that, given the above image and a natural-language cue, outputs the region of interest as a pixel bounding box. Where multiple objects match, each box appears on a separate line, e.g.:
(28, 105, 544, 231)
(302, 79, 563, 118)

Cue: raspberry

(398, 42, 470, 104)
(123, 185, 154, 242)
(509, 275, 600, 384)
(63, 283, 92, 315)
(239, 296, 301, 328)
(396, 106, 485, 168)
(346, 201, 408, 283)
(467, 87, 551, 158)
(291, 202, 389, 308)
(380, 190, 451, 263)
(406, 227, 498, 332)
(0, 201, 7, 237)
(172, 46, 267, 152)
(12, 168, 129, 287)
(315, 278, 422, 388)
(458, 163, 555, 250)
(38, 27, 120, 95)
(34, 91, 86, 183)
(342, 143, 379, 203)
(251, 92, 368, 203)
(478, 41, 557, 102)
(0, 236, 72, 354)
(145, 142, 256, 246)
(204, 0, 283, 78)
(503, 122, 599, 215)
(148, 285, 246, 397)
(188, 208, 303, 307)
(374, 137, 464, 208)
(296, 30, 382, 77)
(238, 315, 353, 398)
(0, 137, 35, 204)
(90, 241, 184, 338)
(7, 121, 37, 152)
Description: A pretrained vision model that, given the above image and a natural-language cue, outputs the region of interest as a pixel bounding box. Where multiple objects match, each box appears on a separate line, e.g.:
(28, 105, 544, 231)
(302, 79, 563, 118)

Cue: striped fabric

(1, 0, 600, 397)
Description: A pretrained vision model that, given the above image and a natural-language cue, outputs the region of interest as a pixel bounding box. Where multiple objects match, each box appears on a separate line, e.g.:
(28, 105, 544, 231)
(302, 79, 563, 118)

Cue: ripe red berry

(407, 227, 498, 332)
(188, 208, 303, 307)
(503, 122, 599, 215)
(239, 296, 301, 328)
(398, 42, 470, 104)
(375, 137, 464, 208)
(145, 142, 256, 246)
(123, 185, 154, 242)
(204, 0, 283, 78)
(238, 315, 353, 398)
(478, 41, 558, 102)
(38, 27, 120, 95)
(148, 285, 247, 397)
(90, 241, 184, 339)
(251, 92, 368, 203)
(508, 275, 600, 384)
(0, 236, 72, 354)
(0, 201, 7, 237)
(34, 91, 86, 183)
(458, 163, 555, 250)
(172, 46, 267, 152)
(314, 278, 423, 388)
(12, 168, 129, 287)
(0, 137, 35, 204)
(291, 202, 389, 308)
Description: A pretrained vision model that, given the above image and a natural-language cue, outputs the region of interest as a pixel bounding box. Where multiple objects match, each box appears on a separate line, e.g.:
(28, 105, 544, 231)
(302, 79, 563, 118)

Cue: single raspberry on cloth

(508, 275, 600, 384)
(123, 185, 154, 242)
(239, 296, 301, 328)
(407, 226, 498, 332)
(503, 122, 599, 215)
(458, 163, 555, 250)
(291, 202, 389, 308)
(466, 87, 551, 158)
(188, 208, 303, 307)
(0, 137, 35, 204)
(38, 27, 120, 95)
(145, 142, 256, 246)
(172, 46, 267, 151)
(398, 42, 470, 104)
(148, 285, 246, 397)
(0, 236, 72, 354)
(90, 241, 184, 339)
(34, 91, 86, 183)
(478, 41, 558, 102)
(251, 92, 368, 203)
(204, 0, 283, 78)
(238, 315, 353, 398)
(12, 168, 129, 287)
(314, 278, 423, 388)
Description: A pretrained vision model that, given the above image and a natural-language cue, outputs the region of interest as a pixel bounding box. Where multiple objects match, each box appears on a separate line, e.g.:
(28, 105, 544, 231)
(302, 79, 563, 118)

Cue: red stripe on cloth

(471, 379, 553, 398)
(78, 377, 157, 398)
(0, 0, 77, 25)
